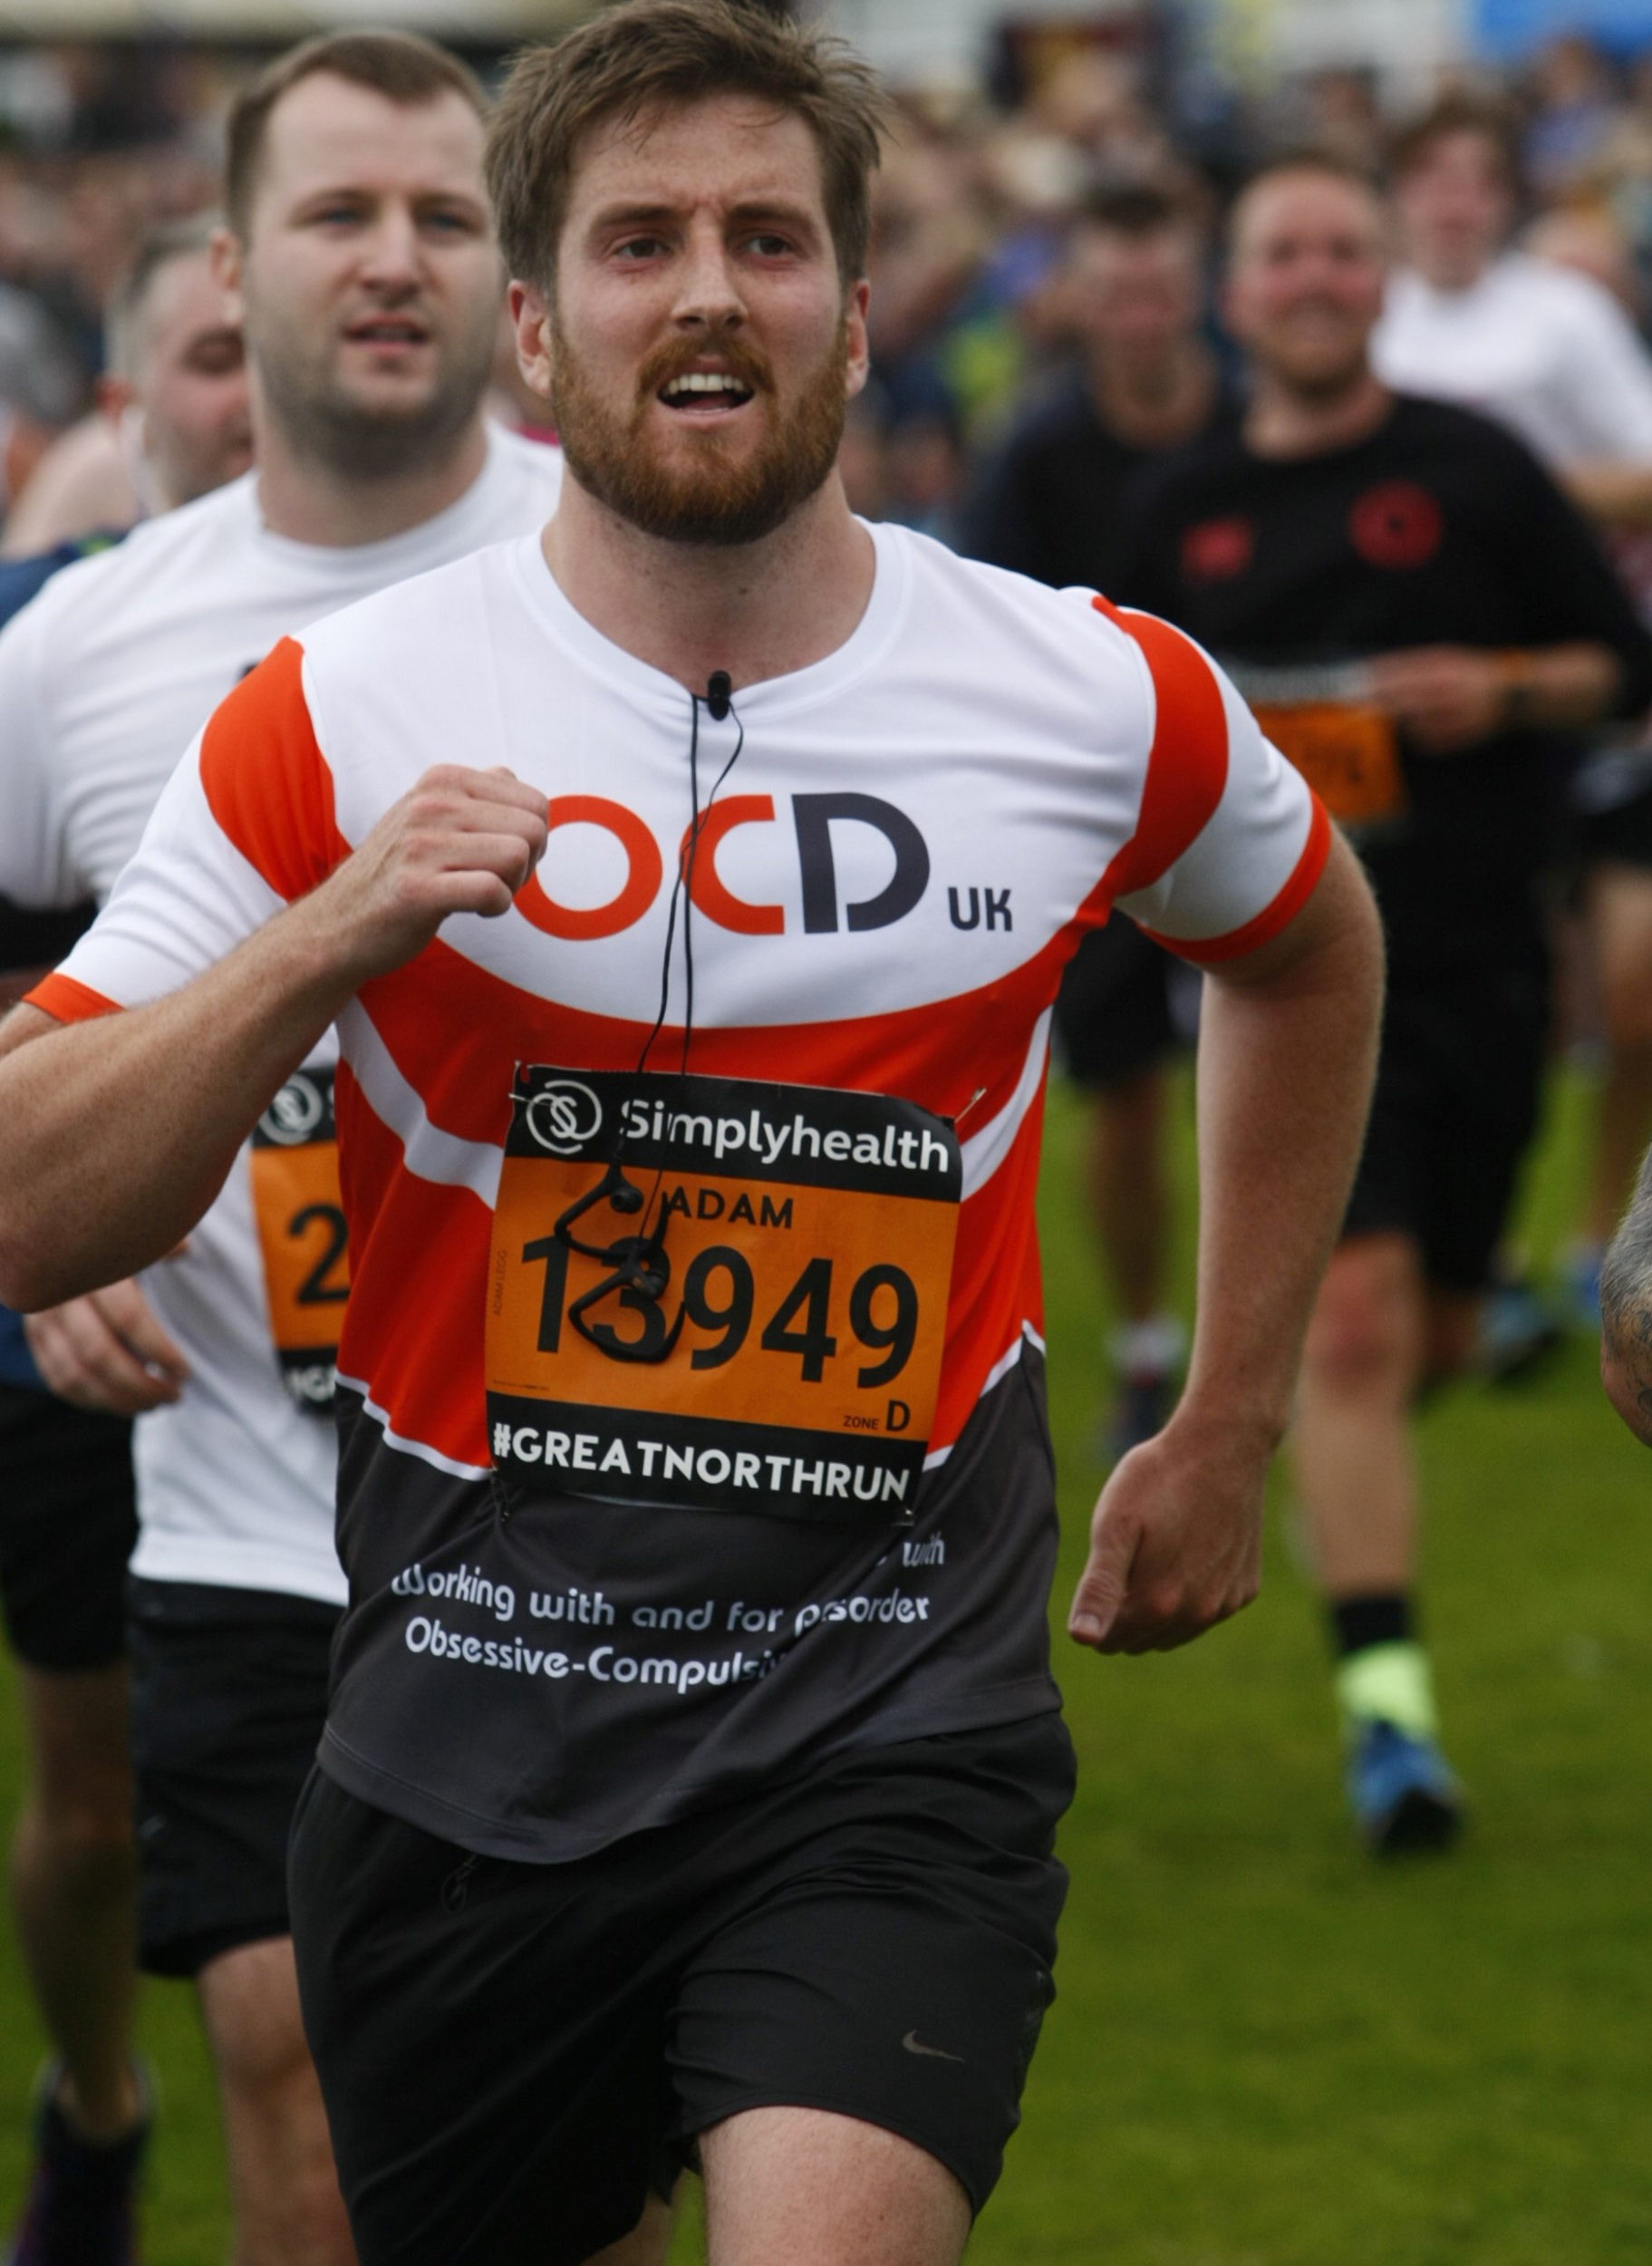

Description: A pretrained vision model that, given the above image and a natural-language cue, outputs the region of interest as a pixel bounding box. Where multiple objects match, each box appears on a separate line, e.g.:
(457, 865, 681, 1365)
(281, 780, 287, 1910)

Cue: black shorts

(1343, 957, 1548, 1293)
(1052, 917, 1198, 1089)
(0, 1384, 135, 1671)
(129, 1576, 340, 1979)
(290, 1712, 1074, 2266)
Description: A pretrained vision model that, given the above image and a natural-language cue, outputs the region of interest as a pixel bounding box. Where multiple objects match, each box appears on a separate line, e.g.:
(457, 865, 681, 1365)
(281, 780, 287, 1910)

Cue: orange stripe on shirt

(1142, 792, 1331, 965)
(1090, 596, 1229, 906)
(22, 972, 121, 1023)
(198, 636, 348, 903)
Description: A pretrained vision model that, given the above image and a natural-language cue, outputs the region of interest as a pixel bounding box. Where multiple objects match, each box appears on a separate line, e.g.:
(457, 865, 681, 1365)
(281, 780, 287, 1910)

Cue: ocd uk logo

(517, 791, 932, 943)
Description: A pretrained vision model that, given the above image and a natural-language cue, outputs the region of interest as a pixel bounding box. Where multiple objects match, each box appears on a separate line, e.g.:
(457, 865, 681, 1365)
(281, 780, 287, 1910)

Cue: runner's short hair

(1388, 93, 1523, 197)
(106, 213, 221, 380)
(1076, 182, 1193, 238)
(225, 31, 488, 237)
(487, 0, 891, 292)
(1226, 149, 1384, 247)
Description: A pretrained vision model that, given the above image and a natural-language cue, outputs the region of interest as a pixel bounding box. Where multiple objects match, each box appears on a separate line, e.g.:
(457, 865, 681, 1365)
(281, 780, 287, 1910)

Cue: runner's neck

(250, 397, 492, 549)
(1243, 369, 1393, 463)
(540, 470, 877, 699)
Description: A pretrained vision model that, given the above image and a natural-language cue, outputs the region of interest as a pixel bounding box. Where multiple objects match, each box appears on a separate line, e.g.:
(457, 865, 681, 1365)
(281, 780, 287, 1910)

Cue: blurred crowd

(4, 25, 1652, 546)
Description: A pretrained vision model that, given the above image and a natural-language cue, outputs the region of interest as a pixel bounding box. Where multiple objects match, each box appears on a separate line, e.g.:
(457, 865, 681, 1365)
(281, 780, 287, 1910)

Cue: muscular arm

(0, 766, 547, 1312)
(1069, 828, 1384, 1652)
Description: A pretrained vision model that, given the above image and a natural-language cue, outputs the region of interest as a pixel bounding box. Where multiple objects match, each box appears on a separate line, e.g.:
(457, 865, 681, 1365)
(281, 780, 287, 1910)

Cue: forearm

(1560, 460, 1652, 532)
(0, 899, 357, 1309)
(1497, 642, 1623, 731)
(1179, 839, 1384, 1443)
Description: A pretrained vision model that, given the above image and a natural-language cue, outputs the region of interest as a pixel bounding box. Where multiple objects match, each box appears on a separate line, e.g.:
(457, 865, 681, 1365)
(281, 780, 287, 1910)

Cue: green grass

(4, 1070, 1650, 2261)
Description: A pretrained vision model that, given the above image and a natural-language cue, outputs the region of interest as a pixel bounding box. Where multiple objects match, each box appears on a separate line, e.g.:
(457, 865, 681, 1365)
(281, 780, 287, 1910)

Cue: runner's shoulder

(894, 520, 1161, 701)
(0, 474, 256, 659)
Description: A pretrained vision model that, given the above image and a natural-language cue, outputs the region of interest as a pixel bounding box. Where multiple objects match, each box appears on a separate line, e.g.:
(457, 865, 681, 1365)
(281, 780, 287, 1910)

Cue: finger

(26, 1308, 177, 1414)
(58, 1298, 182, 1408)
(1067, 1505, 1140, 1648)
(92, 1280, 189, 1380)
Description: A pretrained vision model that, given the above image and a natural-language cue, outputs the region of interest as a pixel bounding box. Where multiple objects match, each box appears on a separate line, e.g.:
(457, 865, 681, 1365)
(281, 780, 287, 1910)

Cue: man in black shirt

(963, 184, 1231, 1454)
(1116, 154, 1652, 1854)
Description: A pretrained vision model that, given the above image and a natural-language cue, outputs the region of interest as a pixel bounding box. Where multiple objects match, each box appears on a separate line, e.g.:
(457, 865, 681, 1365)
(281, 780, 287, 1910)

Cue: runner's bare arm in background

(1068, 828, 1383, 1654)
(0, 766, 546, 1311)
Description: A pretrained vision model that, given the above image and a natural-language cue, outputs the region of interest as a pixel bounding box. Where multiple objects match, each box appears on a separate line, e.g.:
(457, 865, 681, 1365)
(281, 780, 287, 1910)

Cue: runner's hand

(24, 1279, 191, 1415)
(1367, 647, 1505, 752)
(302, 765, 549, 987)
(1066, 1412, 1268, 1654)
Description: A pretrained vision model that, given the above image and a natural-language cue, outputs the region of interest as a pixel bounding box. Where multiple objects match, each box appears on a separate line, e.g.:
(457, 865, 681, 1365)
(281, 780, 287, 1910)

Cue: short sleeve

(1093, 597, 1331, 963)
(24, 634, 346, 1026)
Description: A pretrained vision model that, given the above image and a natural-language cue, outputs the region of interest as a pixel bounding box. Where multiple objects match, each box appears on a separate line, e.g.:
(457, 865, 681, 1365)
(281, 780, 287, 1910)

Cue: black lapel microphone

(706, 670, 733, 722)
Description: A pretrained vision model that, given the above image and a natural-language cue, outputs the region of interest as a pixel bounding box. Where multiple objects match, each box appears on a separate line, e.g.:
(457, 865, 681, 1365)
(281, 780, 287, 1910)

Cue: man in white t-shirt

(0, 5, 1377, 2261)
(0, 32, 559, 2266)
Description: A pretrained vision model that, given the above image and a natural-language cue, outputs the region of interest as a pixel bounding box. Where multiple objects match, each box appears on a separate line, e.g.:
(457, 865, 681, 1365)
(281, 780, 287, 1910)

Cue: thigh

(128, 1580, 338, 1978)
(0, 1385, 135, 1672)
(667, 1715, 1073, 2222)
(1588, 861, 1652, 1034)
(702, 2105, 970, 2266)
(288, 1770, 680, 2266)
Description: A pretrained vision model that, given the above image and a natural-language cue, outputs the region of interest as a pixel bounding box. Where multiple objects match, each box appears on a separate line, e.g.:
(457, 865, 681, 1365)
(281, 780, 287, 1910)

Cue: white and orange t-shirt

(35, 520, 1326, 1860)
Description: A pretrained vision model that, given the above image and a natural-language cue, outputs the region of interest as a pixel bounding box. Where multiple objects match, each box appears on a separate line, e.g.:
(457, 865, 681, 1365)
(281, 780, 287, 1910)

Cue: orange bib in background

(249, 1068, 348, 1416)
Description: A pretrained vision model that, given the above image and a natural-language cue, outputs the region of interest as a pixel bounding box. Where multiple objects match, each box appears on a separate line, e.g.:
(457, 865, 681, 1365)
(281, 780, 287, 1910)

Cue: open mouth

(658, 371, 756, 414)
(345, 316, 431, 349)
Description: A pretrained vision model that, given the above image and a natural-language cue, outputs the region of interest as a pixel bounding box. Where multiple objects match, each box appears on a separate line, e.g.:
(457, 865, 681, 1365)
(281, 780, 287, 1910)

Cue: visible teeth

(664, 373, 747, 397)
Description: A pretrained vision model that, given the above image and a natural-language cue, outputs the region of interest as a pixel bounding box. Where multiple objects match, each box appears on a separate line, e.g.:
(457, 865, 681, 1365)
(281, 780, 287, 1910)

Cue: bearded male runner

(0, 31, 559, 2264)
(0, 7, 1378, 2262)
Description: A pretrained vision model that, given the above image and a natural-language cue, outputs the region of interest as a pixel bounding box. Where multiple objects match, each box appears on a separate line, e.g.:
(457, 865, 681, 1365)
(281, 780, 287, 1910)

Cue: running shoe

(1348, 1719, 1464, 1857)
(1477, 1273, 1565, 1385)
(5, 2064, 150, 2266)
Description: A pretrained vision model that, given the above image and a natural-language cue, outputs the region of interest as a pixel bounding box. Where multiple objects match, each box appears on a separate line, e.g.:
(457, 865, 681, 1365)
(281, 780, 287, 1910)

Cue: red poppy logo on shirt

(1181, 516, 1254, 582)
(1348, 481, 1443, 570)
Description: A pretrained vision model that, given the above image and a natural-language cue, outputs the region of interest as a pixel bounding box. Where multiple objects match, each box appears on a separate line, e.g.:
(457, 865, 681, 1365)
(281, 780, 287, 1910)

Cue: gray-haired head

(106, 212, 223, 382)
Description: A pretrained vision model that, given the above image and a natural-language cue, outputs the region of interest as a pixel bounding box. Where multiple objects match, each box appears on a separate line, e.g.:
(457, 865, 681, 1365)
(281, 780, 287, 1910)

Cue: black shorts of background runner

(1341, 956, 1548, 1293)
(129, 1576, 340, 1977)
(0, 1385, 135, 1671)
(1052, 918, 1200, 1089)
(1578, 778, 1652, 872)
(291, 1712, 1073, 2266)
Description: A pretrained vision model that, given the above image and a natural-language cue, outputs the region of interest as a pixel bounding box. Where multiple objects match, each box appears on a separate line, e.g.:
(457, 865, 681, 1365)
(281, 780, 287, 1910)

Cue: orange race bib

(1251, 701, 1407, 833)
(487, 1069, 962, 1524)
(249, 1069, 349, 1417)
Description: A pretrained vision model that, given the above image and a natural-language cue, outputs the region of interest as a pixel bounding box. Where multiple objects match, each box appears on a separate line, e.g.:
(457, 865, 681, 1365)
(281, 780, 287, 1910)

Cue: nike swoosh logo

(903, 2030, 964, 2063)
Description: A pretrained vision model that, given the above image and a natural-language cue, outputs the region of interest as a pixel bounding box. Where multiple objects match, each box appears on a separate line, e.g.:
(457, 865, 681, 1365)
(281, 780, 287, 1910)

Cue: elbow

(0, 1207, 61, 1312)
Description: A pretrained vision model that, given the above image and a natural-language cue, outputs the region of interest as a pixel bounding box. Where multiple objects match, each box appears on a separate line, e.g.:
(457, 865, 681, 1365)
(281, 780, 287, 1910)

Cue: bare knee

(198, 1938, 314, 2103)
(1304, 1240, 1423, 1402)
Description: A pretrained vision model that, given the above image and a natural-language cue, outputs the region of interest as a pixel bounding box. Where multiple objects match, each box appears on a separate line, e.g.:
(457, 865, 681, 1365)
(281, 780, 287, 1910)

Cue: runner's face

(230, 75, 501, 477)
(1395, 131, 1512, 291)
(1226, 173, 1386, 400)
(128, 249, 253, 507)
(1069, 226, 1203, 363)
(523, 93, 870, 546)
